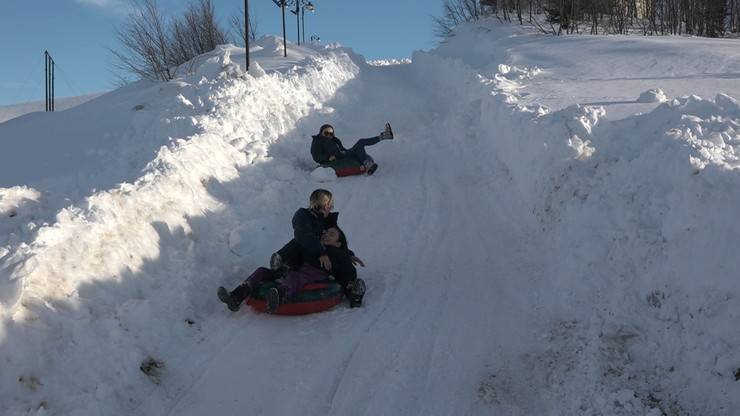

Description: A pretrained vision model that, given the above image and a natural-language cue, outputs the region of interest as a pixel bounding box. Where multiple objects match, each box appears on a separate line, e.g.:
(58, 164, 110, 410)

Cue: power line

(8, 53, 45, 105)
(54, 62, 87, 98)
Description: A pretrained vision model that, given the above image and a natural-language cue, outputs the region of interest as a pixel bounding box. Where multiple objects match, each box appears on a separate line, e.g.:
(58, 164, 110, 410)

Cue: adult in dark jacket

(311, 123, 393, 175)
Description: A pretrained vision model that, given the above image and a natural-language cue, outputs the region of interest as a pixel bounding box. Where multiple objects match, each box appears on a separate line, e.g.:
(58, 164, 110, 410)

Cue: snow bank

(401, 22, 740, 414)
(502, 75, 740, 416)
(0, 40, 358, 415)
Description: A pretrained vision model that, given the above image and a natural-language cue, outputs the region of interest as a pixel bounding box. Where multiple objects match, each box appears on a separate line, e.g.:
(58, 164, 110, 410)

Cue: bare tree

(169, 0, 229, 67)
(112, 0, 232, 82)
(230, 4, 259, 47)
(111, 0, 173, 81)
(433, 0, 487, 38)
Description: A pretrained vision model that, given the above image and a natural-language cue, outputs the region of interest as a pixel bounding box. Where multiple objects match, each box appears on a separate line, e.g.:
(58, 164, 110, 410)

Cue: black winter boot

(218, 286, 241, 312)
(346, 278, 366, 308)
(266, 286, 287, 314)
(363, 158, 379, 176)
(379, 122, 394, 140)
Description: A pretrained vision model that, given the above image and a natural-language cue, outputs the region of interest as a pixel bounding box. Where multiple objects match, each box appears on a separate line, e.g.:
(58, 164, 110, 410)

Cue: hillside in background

(0, 93, 103, 124)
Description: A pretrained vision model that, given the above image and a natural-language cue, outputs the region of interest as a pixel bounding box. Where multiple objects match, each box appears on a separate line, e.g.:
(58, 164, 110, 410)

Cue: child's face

(321, 228, 340, 246)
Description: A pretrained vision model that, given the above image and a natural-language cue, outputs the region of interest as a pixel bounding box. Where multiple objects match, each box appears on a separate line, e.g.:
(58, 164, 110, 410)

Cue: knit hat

(319, 124, 334, 135)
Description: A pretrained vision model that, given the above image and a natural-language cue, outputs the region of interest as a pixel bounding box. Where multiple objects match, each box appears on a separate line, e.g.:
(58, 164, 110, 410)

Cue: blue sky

(0, 0, 440, 106)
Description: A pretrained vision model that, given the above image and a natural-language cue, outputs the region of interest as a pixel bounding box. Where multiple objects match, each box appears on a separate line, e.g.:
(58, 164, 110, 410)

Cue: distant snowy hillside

(0, 93, 103, 124)
(2, 24, 740, 416)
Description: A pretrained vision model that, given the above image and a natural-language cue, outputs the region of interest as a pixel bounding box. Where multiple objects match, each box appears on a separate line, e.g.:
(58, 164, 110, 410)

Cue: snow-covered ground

(1, 22, 740, 415)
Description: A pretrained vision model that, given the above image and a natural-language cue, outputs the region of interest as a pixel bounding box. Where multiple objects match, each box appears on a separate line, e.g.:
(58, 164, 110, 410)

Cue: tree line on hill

(435, 0, 740, 37)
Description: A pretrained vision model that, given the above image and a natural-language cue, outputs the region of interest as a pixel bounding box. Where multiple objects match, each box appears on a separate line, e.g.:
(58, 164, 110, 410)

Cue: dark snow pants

(229, 267, 273, 303)
(334, 136, 380, 165)
(280, 263, 330, 299)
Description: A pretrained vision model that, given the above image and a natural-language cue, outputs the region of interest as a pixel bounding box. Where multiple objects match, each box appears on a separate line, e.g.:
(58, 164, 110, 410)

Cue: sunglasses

(322, 130, 334, 136)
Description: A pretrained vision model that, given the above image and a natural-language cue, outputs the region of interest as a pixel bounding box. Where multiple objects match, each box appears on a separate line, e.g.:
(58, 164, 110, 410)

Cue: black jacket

(311, 134, 348, 164)
(292, 207, 327, 258)
(277, 209, 356, 281)
(291, 209, 353, 258)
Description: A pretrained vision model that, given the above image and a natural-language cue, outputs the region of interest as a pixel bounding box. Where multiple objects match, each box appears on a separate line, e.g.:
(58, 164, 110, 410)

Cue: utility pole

(45, 51, 48, 111)
(271, 1, 288, 57)
(44, 50, 55, 112)
(301, 6, 305, 44)
(281, 1, 287, 57)
(245, 0, 250, 71)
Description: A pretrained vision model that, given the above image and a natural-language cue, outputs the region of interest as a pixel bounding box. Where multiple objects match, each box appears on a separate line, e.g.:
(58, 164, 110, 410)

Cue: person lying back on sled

(310, 123, 394, 175)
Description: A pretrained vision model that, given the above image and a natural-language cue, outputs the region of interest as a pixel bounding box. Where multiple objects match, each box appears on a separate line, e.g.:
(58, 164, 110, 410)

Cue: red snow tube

(246, 281, 344, 315)
(321, 159, 366, 177)
(333, 165, 365, 177)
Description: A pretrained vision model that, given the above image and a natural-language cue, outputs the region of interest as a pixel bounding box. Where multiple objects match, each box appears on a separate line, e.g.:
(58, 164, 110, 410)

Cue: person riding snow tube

(311, 123, 393, 176)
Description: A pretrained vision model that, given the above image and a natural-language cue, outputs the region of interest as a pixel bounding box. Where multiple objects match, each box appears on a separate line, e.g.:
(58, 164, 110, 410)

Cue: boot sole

(350, 278, 366, 297)
(266, 287, 281, 314)
(349, 278, 366, 308)
(217, 287, 240, 312)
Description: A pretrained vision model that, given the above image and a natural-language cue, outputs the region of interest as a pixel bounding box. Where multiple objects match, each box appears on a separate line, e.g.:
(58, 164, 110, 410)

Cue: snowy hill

(0, 93, 103, 124)
(1, 24, 740, 416)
